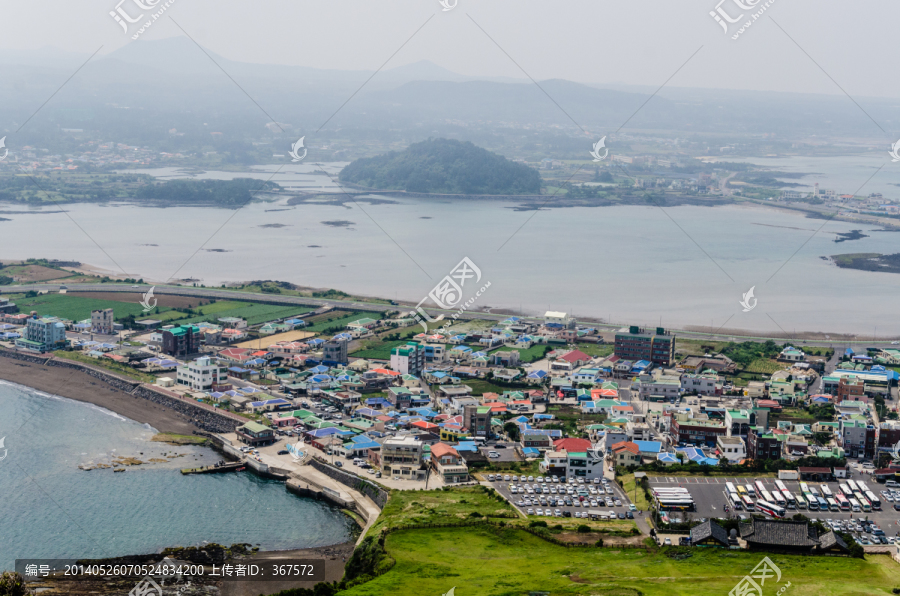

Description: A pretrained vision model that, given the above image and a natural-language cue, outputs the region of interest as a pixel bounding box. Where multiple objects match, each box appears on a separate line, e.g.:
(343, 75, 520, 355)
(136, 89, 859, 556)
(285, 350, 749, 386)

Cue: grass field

(13, 293, 168, 321)
(54, 351, 156, 383)
(616, 474, 651, 511)
(170, 303, 314, 326)
(350, 339, 410, 360)
(576, 342, 615, 358)
(462, 378, 526, 396)
(343, 525, 900, 595)
(370, 486, 518, 535)
(304, 311, 372, 332)
(746, 358, 786, 374)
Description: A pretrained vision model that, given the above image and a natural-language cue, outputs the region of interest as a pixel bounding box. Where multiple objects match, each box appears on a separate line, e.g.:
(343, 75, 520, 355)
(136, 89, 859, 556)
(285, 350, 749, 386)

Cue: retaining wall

(309, 458, 389, 508)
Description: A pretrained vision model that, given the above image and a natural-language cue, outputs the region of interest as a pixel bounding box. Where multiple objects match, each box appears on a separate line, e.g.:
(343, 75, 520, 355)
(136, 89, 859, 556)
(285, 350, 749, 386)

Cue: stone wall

(309, 458, 389, 508)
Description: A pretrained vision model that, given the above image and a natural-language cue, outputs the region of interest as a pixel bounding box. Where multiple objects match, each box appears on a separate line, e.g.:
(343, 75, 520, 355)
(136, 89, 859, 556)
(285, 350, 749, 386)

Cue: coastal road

(5, 282, 899, 348)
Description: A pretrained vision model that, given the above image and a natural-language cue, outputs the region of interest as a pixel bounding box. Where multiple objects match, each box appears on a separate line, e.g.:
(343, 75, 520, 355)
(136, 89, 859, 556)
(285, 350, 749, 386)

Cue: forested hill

(338, 138, 542, 195)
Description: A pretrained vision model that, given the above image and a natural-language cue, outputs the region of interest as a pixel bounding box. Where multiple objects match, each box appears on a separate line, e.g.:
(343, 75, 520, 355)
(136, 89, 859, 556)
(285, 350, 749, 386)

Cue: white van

(887, 480, 899, 488)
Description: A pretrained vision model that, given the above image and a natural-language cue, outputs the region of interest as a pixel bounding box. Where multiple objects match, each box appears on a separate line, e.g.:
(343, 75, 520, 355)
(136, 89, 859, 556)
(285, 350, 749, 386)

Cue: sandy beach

(0, 356, 196, 435)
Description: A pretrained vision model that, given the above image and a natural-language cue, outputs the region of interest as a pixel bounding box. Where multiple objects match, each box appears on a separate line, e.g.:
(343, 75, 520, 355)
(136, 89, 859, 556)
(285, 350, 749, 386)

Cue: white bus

(835, 493, 850, 511)
(728, 492, 743, 510)
(772, 491, 786, 508)
(775, 480, 787, 492)
(781, 490, 796, 509)
(754, 481, 767, 497)
(745, 484, 757, 497)
(760, 490, 774, 504)
(826, 497, 839, 512)
(799, 481, 809, 494)
(725, 482, 737, 495)
(820, 484, 833, 498)
(839, 483, 851, 496)
(756, 500, 786, 519)
(866, 490, 881, 510)
(847, 479, 859, 493)
(858, 481, 870, 493)
(849, 497, 861, 512)
(794, 493, 807, 510)
(741, 495, 755, 511)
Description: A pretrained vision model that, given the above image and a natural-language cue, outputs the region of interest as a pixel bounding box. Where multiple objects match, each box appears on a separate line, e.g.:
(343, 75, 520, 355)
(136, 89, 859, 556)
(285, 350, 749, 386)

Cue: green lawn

(576, 342, 615, 358)
(13, 293, 169, 321)
(350, 339, 410, 360)
(370, 486, 517, 535)
(344, 525, 900, 596)
(305, 310, 373, 332)
(170, 303, 314, 326)
(746, 358, 785, 374)
(54, 351, 156, 382)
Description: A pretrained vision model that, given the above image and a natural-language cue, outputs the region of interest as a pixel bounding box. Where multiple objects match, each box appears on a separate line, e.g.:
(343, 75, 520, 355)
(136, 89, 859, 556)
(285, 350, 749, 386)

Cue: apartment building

(176, 356, 227, 391)
(380, 436, 425, 478)
(90, 308, 114, 335)
(323, 340, 348, 364)
(614, 326, 675, 366)
(390, 342, 424, 376)
(161, 325, 200, 357)
(15, 316, 67, 352)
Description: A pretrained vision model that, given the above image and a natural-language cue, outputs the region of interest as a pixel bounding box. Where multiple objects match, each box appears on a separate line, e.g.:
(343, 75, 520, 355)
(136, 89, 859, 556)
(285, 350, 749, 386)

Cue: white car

(504, 475, 511, 481)
(528, 476, 534, 482)
(527, 508, 535, 515)
(488, 451, 500, 458)
(535, 508, 543, 515)
(554, 509, 562, 517)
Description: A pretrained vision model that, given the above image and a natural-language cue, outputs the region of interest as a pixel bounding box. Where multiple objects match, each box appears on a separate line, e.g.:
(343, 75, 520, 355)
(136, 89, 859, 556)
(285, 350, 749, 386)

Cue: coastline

(0, 355, 197, 435)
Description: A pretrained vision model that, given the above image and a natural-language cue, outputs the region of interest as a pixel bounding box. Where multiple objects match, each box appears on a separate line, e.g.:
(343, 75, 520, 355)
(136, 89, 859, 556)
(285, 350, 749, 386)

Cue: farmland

(10, 292, 168, 321)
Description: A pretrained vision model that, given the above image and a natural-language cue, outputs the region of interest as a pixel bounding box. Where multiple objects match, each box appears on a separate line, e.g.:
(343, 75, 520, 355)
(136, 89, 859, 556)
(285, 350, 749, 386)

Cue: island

(830, 252, 900, 274)
(337, 138, 542, 195)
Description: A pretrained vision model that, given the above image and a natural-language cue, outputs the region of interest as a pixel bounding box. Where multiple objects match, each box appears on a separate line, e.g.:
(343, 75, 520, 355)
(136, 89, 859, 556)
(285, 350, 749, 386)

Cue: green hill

(338, 138, 541, 195)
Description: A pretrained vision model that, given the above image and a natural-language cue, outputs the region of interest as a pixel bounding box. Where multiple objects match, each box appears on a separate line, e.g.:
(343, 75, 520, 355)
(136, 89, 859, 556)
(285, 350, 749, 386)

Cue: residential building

(610, 441, 641, 467)
(390, 342, 424, 376)
(565, 450, 604, 480)
(236, 421, 276, 446)
(747, 427, 781, 461)
(879, 421, 900, 454)
(716, 436, 746, 463)
(614, 326, 675, 366)
(176, 356, 227, 391)
(540, 450, 569, 476)
(635, 372, 681, 401)
(15, 316, 67, 352)
(841, 418, 876, 459)
(464, 405, 492, 438)
(161, 325, 200, 357)
(671, 417, 726, 447)
(724, 409, 751, 438)
(681, 372, 720, 396)
(430, 442, 469, 483)
(778, 346, 806, 362)
(323, 340, 348, 364)
(90, 308, 114, 335)
(380, 436, 424, 478)
(836, 376, 865, 404)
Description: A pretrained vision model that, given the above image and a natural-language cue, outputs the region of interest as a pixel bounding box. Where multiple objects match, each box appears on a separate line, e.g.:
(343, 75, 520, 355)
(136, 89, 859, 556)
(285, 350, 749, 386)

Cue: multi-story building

(671, 417, 726, 447)
(836, 376, 865, 404)
(566, 450, 604, 480)
(323, 340, 348, 364)
(725, 409, 751, 438)
(635, 372, 681, 401)
(236, 421, 275, 447)
(681, 372, 721, 396)
(747, 427, 781, 461)
(464, 405, 492, 438)
(380, 436, 424, 478)
(716, 436, 747, 463)
(390, 342, 424, 376)
(15, 316, 67, 352)
(879, 421, 900, 455)
(176, 356, 227, 391)
(614, 326, 675, 366)
(90, 308, 114, 335)
(841, 418, 876, 459)
(429, 442, 469, 484)
(609, 441, 641, 467)
(161, 325, 200, 357)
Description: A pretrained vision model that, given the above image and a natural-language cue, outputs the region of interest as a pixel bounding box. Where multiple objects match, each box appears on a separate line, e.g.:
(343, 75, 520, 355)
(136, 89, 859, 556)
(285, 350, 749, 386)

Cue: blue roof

(523, 447, 541, 455)
(307, 338, 325, 345)
(246, 358, 267, 365)
(228, 366, 251, 373)
(455, 442, 478, 452)
(309, 365, 329, 373)
(310, 374, 332, 383)
(366, 398, 391, 407)
(657, 452, 678, 463)
(348, 439, 380, 450)
(306, 428, 342, 438)
(527, 370, 548, 378)
(845, 348, 854, 355)
(633, 440, 662, 453)
(533, 413, 554, 420)
(332, 333, 352, 340)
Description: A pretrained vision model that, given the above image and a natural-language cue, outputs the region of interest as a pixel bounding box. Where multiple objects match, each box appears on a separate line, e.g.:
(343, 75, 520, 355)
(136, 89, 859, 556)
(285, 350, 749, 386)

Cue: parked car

(277, 450, 289, 455)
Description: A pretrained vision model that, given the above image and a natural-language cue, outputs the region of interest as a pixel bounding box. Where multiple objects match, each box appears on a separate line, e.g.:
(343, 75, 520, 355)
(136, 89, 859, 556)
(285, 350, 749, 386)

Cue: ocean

(0, 160, 898, 335)
(0, 381, 354, 571)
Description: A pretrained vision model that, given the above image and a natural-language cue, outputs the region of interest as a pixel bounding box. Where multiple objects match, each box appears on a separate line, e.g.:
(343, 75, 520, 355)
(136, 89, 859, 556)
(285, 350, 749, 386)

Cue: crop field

(12, 293, 166, 321)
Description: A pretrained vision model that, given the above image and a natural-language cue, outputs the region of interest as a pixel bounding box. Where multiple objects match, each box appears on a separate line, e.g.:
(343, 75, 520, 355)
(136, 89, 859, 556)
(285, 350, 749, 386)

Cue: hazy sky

(0, 0, 897, 98)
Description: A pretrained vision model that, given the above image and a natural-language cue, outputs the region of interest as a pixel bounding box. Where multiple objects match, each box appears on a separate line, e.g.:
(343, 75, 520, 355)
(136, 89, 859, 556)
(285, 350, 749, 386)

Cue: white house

(716, 435, 747, 463)
(176, 356, 227, 391)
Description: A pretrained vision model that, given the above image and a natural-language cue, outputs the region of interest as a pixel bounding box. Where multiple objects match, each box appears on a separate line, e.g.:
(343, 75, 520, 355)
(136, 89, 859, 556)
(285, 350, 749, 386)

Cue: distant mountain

(339, 138, 542, 195)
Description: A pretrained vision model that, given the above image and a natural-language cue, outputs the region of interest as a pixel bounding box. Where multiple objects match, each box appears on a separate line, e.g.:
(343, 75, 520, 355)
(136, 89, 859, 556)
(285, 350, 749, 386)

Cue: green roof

(240, 421, 270, 433)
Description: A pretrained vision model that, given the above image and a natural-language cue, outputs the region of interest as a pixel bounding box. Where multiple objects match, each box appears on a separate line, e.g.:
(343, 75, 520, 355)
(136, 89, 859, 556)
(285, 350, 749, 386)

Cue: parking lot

(650, 475, 900, 545)
(488, 473, 637, 521)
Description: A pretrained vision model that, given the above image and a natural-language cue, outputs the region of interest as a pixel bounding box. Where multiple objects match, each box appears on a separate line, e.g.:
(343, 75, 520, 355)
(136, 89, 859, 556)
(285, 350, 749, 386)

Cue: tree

(504, 422, 521, 442)
(0, 572, 31, 596)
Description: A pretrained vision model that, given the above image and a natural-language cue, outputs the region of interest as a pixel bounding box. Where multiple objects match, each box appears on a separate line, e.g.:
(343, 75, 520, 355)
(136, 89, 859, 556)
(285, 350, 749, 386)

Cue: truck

(778, 470, 799, 481)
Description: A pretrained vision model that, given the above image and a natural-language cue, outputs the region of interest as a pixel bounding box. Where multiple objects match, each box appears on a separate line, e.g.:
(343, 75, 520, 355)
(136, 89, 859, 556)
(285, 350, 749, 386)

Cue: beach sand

(0, 356, 196, 435)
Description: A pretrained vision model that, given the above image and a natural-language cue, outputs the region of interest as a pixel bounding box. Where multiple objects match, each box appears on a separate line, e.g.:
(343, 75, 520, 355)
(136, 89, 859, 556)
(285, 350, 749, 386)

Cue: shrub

(576, 524, 591, 533)
(595, 538, 605, 547)
(529, 520, 548, 528)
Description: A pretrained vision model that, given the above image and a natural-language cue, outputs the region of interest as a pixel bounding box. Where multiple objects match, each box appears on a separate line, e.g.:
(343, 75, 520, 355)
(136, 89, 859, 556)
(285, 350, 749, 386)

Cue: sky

(0, 0, 897, 98)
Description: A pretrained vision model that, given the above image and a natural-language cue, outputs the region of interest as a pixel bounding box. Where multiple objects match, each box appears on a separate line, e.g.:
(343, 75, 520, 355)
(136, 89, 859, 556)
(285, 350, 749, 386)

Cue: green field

(575, 342, 615, 358)
(344, 525, 900, 596)
(13, 293, 168, 321)
(462, 378, 524, 396)
(350, 339, 410, 360)
(171, 303, 314, 326)
(370, 486, 517, 535)
(305, 311, 373, 332)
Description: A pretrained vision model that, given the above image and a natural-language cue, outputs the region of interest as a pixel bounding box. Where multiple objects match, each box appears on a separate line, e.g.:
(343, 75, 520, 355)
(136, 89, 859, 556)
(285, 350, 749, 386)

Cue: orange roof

(430, 442, 460, 459)
(372, 368, 401, 376)
(611, 441, 640, 455)
(411, 420, 439, 430)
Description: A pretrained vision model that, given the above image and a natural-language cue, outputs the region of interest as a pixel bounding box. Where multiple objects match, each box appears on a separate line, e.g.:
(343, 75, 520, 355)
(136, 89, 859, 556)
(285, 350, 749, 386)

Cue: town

(3, 279, 900, 567)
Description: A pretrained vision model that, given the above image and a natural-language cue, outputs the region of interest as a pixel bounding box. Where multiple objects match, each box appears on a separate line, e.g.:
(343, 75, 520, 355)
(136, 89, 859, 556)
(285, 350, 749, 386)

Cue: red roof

(559, 349, 591, 363)
(553, 438, 592, 452)
(411, 420, 439, 430)
(611, 441, 640, 455)
(219, 347, 251, 360)
(430, 442, 460, 459)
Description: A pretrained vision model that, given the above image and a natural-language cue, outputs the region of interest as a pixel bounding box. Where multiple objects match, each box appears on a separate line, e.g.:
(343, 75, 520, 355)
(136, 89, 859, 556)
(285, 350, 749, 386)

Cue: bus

(827, 497, 839, 512)
(737, 485, 748, 496)
(760, 490, 774, 504)
(821, 484, 833, 498)
(756, 500, 786, 519)
(839, 483, 851, 496)
(754, 481, 767, 497)
(865, 491, 881, 510)
(772, 491, 786, 507)
(805, 494, 818, 511)
(858, 481, 870, 493)
(835, 493, 850, 511)
(816, 497, 828, 511)
(795, 493, 807, 510)
(782, 490, 796, 509)
(847, 479, 859, 493)
(745, 484, 756, 498)
(849, 497, 861, 512)
(775, 480, 787, 493)
(810, 486, 820, 498)
(741, 495, 755, 511)
(800, 481, 809, 494)
(857, 495, 872, 513)
(726, 482, 737, 495)
(728, 492, 743, 510)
